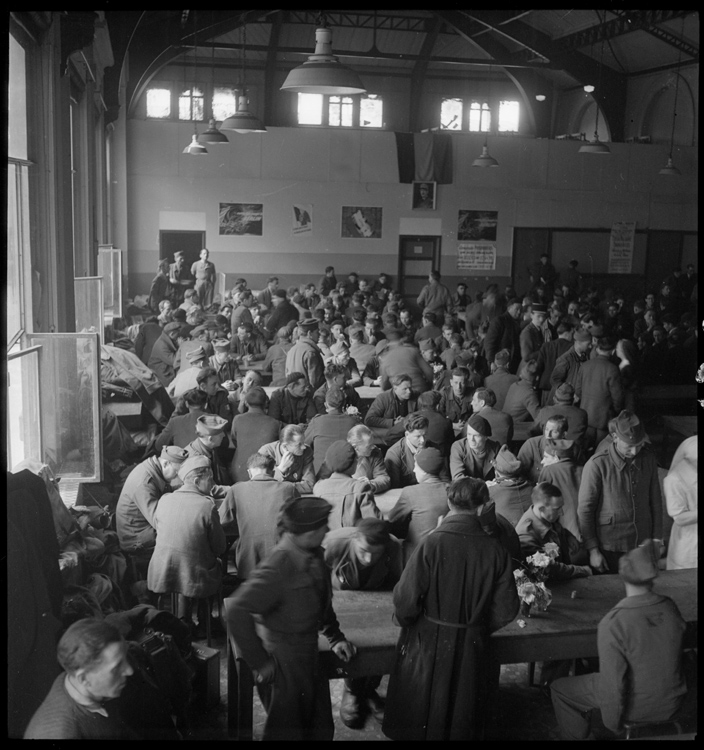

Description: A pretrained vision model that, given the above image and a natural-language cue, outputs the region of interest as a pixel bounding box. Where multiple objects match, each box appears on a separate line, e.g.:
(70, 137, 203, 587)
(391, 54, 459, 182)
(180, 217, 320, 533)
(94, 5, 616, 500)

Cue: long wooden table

(227, 568, 697, 739)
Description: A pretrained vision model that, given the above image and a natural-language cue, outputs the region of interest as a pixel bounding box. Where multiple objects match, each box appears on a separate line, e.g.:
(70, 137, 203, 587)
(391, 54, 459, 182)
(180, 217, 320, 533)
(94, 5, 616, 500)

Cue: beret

(554, 382, 575, 402)
(467, 414, 491, 437)
(492, 445, 522, 476)
(619, 540, 659, 584)
(274, 289, 288, 299)
(164, 322, 181, 334)
(325, 440, 357, 473)
(414, 447, 445, 476)
(212, 338, 230, 351)
(280, 495, 332, 534)
(574, 330, 592, 342)
(195, 414, 228, 435)
(160, 446, 189, 464)
(186, 346, 207, 362)
(611, 410, 646, 446)
(494, 349, 510, 366)
(177, 455, 211, 482)
(531, 303, 548, 314)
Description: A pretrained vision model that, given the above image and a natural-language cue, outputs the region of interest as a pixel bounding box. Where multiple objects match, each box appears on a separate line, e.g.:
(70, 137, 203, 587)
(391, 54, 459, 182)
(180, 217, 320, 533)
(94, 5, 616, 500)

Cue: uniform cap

(619, 540, 660, 584)
(611, 410, 646, 446)
(554, 383, 575, 403)
(160, 446, 189, 464)
(574, 330, 592, 342)
(325, 440, 357, 473)
(177, 455, 211, 482)
(280, 495, 332, 534)
(195, 414, 228, 435)
(164, 322, 181, 334)
(414, 447, 445, 476)
(298, 318, 319, 333)
(531, 303, 548, 314)
(492, 445, 522, 476)
(187, 346, 207, 363)
(467, 414, 491, 437)
(212, 338, 230, 352)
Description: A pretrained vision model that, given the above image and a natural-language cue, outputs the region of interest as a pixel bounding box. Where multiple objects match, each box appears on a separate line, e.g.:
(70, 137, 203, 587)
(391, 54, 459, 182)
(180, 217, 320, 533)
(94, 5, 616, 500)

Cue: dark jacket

(304, 412, 361, 473)
(502, 379, 541, 423)
(535, 338, 572, 392)
(312, 473, 382, 529)
(316, 445, 391, 495)
(364, 390, 418, 430)
(259, 440, 316, 495)
(154, 408, 208, 452)
(437, 386, 473, 423)
(483, 368, 519, 411)
(575, 355, 624, 434)
(378, 343, 433, 393)
(148, 332, 178, 387)
(268, 387, 317, 425)
(486, 476, 535, 527)
(484, 312, 521, 372)
(312, 382, 361, 416)
(285, 338, 325, 390)
(450, 438, 501, 481)
(531, 403, 588, 447)
(229, 411, 283, 483)
(265, 300, 299, 337)
(116, 456, 168, 551)
(415, 408, 456, 456)
(475, 405, 514, 447)
(385, 437, 451, 488)
(323, 527, 402, 591)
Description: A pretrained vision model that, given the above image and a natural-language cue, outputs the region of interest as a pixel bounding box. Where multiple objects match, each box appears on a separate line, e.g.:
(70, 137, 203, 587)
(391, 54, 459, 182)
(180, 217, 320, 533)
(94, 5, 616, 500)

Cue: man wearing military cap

(485, 445, 534, 526)
(185, 414, 231, 486)
(208, 338, 240, 391)
(148, 455, 227, 638)
(167, 345, 208, 399)
(578, 410, 663, 574)
(450, 413, 501, 482)
(226, 495, 357, 741)
(116, 445, 189, 571)
(147, 321, 181, 387)
(285, 318, 325, 390)
(551, 539, 687, 740)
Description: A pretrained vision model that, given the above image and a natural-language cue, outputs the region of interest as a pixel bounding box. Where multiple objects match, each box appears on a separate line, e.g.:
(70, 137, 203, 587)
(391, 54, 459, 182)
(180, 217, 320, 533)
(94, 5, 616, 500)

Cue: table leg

(227, 637, 255, 740)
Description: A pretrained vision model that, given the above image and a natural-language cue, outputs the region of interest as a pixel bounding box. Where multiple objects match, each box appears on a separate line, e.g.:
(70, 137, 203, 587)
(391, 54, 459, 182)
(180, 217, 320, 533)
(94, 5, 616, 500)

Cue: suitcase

(191, 643, 220, 709)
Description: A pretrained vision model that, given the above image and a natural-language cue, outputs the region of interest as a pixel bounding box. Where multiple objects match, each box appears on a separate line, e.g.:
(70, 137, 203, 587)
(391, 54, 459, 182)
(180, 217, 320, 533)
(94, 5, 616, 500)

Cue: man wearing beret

(312, 441, 382, 529)
(147, 321, 181, 387)
(385, 413, 451, 489)
(484, 349, 519, 411)
(547, 330, 592, 404)
(450, 414, 501, 482)
(502, 359, 542, 423)
(285, 318, 326, 391)
(116, 446, 189, 573)
(485, 445, 534, 527)
(226, 495, 357, 741)
(550, 540, 687, 739)
(167, 345, 208, 399)
(185, 414, 231, 486)
(578, 411, 663, 574)
(148, 456, 227, 638)
(530, 382, 588, 448)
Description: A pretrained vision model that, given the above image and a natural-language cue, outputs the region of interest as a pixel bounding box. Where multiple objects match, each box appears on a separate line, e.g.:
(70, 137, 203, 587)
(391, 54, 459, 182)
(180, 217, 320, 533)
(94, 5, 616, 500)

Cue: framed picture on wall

(219, 203, 263, 236)
(458, 210, 498, 241)
(341, 206, 382, 239)
(412, 181, 436, 210)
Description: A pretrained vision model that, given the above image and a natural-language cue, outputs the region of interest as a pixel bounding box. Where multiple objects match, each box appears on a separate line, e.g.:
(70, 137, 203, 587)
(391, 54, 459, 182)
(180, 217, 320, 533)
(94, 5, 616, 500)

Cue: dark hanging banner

(395, 131, 453, 184)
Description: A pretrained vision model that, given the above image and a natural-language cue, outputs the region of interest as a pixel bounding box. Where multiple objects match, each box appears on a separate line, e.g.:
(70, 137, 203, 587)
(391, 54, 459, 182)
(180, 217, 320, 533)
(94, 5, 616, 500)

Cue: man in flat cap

(185, 414, 231, 486)
(385, 413, 451, 489)
(484, 349, 519, 411)
(147, 321, 181, 387)
(312, 441, 382, 529)
(550, 540, 687, 740)
(148, 455, 227, 638)
(167, 345, 208, 399)
(116, 445, 189, 575)
(578, 410, 663, 574)
(531, 382, 588, 448)
(547, 329, 592, 404)
(485, 445, 534, 527)
(285, 318, 325, 391)
(450, 414, 501, 481)
(226, 495, 357, 741)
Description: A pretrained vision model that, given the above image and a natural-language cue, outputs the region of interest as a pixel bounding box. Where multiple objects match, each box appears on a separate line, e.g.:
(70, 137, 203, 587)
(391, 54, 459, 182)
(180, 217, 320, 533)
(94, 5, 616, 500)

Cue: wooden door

(398, 236, 441, 317)
(159, 230, 206, 282)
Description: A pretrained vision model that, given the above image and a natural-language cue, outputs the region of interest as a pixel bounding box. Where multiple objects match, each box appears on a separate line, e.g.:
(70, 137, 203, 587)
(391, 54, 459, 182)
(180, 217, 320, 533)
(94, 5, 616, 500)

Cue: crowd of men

(26, 257, 697, 739)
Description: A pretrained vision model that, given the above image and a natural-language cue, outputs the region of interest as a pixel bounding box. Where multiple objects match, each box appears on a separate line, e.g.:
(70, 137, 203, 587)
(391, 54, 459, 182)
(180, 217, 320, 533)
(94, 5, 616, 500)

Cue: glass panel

(481, 104, 491, 133)
(329, 95, 341, 126)
(499, 100, 520, 132)
(470, 101, 491, 132)
(360, 95, 383, 128)
(28, 333, 102, 482)
(298, 93, 323, 124)
(97, 247, 123, 320)
(178, 87, 204, 121)
(7, 348, 41, 470)
(74, 277, 104, 339)
(7, 163, 23, 341)
(146, 88, 171, 118)
(340, 96, 353, 127)
(213, 86, 237, 120)
(8, 34, 28, 160)
(441, 98, 462, 130)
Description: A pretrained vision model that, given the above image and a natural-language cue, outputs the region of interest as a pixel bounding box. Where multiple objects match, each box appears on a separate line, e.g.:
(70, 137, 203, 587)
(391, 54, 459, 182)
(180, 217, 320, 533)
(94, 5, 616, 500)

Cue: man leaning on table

(550, 540, 687, 740)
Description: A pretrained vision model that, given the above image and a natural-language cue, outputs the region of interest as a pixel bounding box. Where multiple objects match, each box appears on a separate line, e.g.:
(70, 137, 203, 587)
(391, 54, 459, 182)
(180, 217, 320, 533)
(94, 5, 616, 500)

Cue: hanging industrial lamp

(183, 12, 208, 155)
(472, 65, 499, 167)
(183, 132, 208, 155)
(221, 21, 266, 133)
(280, 13, 366, 95)
(198, 41, 229, 144)
(580, 12, 610, 154)
(659, 17, 684, 176)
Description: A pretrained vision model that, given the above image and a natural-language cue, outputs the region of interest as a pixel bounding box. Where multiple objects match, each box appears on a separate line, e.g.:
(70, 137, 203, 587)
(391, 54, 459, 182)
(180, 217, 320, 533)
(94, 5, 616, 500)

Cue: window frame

(295, 92, 384, 129)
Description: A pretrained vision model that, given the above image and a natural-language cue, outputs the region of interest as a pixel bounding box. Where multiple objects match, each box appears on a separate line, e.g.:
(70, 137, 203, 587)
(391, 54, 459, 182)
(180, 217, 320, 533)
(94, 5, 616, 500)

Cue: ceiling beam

(263, 12, 282, 125)
(409, 17, 442, 131)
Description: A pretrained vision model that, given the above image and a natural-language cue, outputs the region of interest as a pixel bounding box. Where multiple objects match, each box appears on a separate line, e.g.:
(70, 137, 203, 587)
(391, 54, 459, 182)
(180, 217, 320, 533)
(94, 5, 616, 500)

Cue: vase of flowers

(513, 542, 560, 615)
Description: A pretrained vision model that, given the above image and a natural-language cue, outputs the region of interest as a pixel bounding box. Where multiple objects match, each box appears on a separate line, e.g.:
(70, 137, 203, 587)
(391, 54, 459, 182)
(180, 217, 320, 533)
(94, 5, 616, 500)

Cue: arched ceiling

(102, 9, 698, 139)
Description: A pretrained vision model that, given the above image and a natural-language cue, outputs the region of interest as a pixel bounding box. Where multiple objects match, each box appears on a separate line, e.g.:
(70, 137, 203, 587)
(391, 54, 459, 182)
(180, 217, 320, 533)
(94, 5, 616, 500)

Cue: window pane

(360, 95, 383, 127)
(469, 102, 481, 132)
(146, 88, 171, 118)
(178, 87, 204, 121)
(499, 100, 520, 132)
(213, 86, 238, 120)
(441, 98, 462, 130)
(298, 93, 323, 125)
(341, 96, 353, 127)
(481, 103, 491, 133)
(329, 95, 341, 126)
(7, 349, 42, 470)
(7, 164, 23, 341)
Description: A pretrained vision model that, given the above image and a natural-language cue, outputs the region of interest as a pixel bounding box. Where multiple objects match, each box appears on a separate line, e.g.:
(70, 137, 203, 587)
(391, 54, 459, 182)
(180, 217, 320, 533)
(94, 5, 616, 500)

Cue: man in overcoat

(378, 328, 433, 393)
(483, 298, 523, 372)
(147, 322, 181, 387)
(229, 388, 283, 483)
(382, 478, 519, 741)
(285, 318, 325, 390)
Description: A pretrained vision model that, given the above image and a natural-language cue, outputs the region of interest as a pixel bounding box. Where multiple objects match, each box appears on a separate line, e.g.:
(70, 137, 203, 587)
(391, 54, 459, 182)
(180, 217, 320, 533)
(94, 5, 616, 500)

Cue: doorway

(159, 230, 206, 280)
(398, 236, 441, 317)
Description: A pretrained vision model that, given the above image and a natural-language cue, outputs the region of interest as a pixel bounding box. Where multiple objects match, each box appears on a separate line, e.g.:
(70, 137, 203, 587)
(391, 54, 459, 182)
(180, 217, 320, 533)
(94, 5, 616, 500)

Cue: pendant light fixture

(472, 64, 499, 167)
(198, 36, 229, 144)
(580, 12, 610, 154)
(220, 20, 266, 133)
(280, 12, 366, 95)
(659, 17, 685, 176)
(183, 12, 208, 155)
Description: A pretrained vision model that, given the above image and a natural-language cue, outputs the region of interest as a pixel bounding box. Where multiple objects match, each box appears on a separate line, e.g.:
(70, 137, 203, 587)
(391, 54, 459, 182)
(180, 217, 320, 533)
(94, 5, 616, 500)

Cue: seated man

(502, 359, 541, 423)
(312, 361, 361, 415)
(268, 371, 318, 426)
(485, 445, 534, 527)
(260, 423, 316, 495)
(550, 541, 687, 740)
(312, 441, 382, 529)
(197, 366, 233, 432)
(385, 413, 451, 489)
(185, 414, 231, 486)
(364, 373, 418, 447)
(470, 387, 514, 447)
(167, 345, 208, 400)
(323, 519, 402, 729)
(154, 389, 208, 451)
(24, 618, 135, 739)
(231, 321, 267, 364)
(437, 367, 474, 430)
(304, 387, 361, 474)
(518, 415, 569, 485)
(387, 447, 450, 565)
(450, 413, 501, 482)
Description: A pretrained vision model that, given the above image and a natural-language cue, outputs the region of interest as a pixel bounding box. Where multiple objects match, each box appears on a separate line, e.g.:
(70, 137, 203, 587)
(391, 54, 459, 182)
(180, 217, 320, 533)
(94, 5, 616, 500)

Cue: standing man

(304, 388, 361, 474)
(578, 411, 663, 573)
(484, 349, 519, 412)
(502, 360, 542, 423)
(256, 276, 280, 312)
(550, 541, 687, 740)
(225, 495, 357, 741)
(547, 329, 592, 404)
(378, 327, 433, 394)
(191, 248, 216, 309)
(534, 322, 574, 405)
(416, 270, 453, 319)
(382, 478, 519, 741)
(285, 318, 325, 391)
(484, 298, 523, 372)
(470, 387, 514, 447)
(318, 265, 338, 297)
(531, 382, 588, 448)
(147, 321, 181, 387)
(149, 259, 174, 313)
(229, 388, 282, 483)
(519, 303, 549, 374)
(169, 251, 193, 306)
(230, 290, 256, 342)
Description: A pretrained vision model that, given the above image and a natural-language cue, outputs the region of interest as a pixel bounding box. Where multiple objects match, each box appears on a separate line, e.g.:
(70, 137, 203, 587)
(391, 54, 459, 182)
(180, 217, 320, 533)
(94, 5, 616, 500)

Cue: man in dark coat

(483, 349, 519, 411)
(318, 265, 338, 297)
(264, 289, 299, 338)
(502, 359, 541, 423)
(450, 414, 501, 481)
(537, 438, 583, 541)
(470, 387, 514, 447)
(485, 445, 534, 527)
(364, 373, 419, 446)
(147, 322, 181, 387)
(312, 362, 361, 415)
(531, 382, 588, 448)
(547, 330, 592, 404)
(415, 390, 455, 456)
(304, 388, 361, 473)
(384, 413, 451, 488)
(519, 302, 549, 374)
(378, 328, 433, 393)
(437, 366, 474, 427)
(534, 322, 574, 405)
(483, 298, 522, 372)
(285, 319, 325, 390)
(268, 372, 318, 426)
(134, 316, 165, 364)
(382, 478, 520, 741)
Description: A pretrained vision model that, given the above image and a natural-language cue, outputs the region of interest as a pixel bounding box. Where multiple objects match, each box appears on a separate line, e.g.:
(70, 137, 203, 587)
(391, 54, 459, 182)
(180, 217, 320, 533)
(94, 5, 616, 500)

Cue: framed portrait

(457, 209, 498, 241)
(341, 206, 382, 239)
(219, 203, 263, 236)
(412, 181, 437, 210)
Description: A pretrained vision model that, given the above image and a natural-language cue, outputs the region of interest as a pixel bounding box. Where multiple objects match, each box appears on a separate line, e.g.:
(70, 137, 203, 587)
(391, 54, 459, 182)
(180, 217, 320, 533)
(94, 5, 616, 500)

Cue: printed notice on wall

(457, 243, 496, 271)
(608, 221, 636, 274)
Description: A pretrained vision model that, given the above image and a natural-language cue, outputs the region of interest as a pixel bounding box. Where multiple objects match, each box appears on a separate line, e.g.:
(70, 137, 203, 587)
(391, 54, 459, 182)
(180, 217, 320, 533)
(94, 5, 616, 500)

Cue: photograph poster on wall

(219, 203, 263, 236)
(292, 204, 313, 235)
(412, 181, 437, 210)
(457, 209, 498, 241)
(341, 206, 383, 239)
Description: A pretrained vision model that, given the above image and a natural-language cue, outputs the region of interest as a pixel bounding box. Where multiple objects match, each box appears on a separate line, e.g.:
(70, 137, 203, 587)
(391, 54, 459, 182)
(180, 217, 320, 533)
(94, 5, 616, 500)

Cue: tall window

(440, 98, 462, 130)
(179, 86, 204, 121)
(498, 100, 520, 132)
(329, 96, 354, 127)
(146, 88, 171, 118)
(469, 101, 491, 132)
(296, 93, 384, 127)
(360, 94, 383, 127)
(213, 86, 238, 121)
